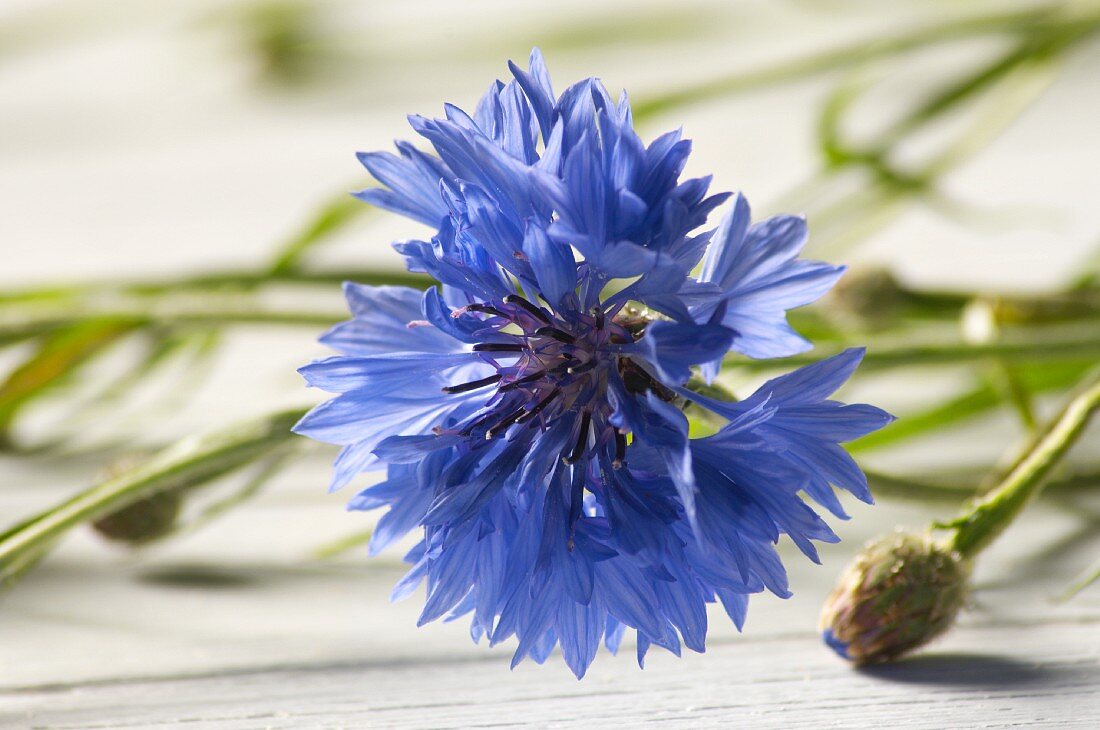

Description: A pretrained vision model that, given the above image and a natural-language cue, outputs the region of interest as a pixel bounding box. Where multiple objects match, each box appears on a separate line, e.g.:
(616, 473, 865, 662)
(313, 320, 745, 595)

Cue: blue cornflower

(294, 49, 893, 678)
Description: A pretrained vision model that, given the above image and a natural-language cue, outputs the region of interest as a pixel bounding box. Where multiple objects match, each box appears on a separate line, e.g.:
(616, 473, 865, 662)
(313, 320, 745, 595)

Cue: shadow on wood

(856, 651, 1093, 689)
(137, 564, 259, 590)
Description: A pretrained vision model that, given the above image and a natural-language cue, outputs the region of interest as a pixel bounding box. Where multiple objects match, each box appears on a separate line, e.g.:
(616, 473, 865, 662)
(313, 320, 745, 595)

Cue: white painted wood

(4, 623, 1098, 729)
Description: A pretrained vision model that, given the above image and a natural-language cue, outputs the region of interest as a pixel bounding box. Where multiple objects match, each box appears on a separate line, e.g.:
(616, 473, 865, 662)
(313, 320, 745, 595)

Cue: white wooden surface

(3, 1, 1100, 727)
(6, 624, 1100, 729)
(1, 458, 1098, 729)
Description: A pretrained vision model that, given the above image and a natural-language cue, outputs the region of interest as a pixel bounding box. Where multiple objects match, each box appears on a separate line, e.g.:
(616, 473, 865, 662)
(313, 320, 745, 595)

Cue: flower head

(295, 49, 892, 677)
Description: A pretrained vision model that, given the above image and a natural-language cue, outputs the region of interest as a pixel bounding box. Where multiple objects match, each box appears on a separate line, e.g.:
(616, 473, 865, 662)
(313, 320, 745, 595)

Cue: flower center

(445, 295, 609, 434)
(440, 295, 671, 468)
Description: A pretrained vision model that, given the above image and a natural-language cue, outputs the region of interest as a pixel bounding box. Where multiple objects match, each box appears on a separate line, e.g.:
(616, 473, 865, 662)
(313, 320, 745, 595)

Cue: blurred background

(1, 0, 1099, 689)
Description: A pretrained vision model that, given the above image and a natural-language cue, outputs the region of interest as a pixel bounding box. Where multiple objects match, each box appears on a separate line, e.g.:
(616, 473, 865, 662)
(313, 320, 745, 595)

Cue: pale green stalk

(0, 408, 306, 587)
(945, 373, 1100, 558)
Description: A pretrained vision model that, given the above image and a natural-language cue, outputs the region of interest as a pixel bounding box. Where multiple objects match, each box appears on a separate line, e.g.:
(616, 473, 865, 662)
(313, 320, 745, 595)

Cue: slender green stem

(946, 373, 1100, 558)
(728, 328, 1100, 371)
(1060, 553, 1100, 601)
(0, 267, 430, 306)
(992, 360, 1038, 431)
(160, 444, 299, 543)
(0, 408, 307, 586)
(130, 267, 431, 294)
(2, 309, 344, 340)
(631, 5, 1068, 119)
(866, 467, 1100, 504)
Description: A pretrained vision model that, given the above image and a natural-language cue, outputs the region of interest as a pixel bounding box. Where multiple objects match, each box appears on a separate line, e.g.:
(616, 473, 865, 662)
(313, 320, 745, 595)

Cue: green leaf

(1059, 553, 1100, 601)
(816, 75, 867, 169)
(1070, 243, 1100, 291)
(876, 40, 1046, 151)
(160, 445, 296, 543)
(686, 414, 721, 440)
(992, 361, 1037, 430)
(0, 318, 142, 445)
(77, 329, 201, 410)
(311, 528, 375, 561)
(269, 194, 368, 275)
(851, 385, 997, 453)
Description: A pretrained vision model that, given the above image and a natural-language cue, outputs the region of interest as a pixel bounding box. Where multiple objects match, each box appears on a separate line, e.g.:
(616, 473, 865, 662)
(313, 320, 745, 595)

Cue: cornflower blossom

(294, 49, 892, 678)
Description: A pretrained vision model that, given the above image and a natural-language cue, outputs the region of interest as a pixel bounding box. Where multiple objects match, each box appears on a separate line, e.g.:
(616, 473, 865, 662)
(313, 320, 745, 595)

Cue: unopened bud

(819, 531, 969, 665)
(91, 454, 182, 545)
(93, 490, 182, 545)
(828, 268, 906, 326)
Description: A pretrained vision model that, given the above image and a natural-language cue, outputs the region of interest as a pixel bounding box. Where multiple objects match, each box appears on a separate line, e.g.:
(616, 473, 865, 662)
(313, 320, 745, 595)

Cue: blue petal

(616, 388, 696, 525)
(628, 320, 735, 385)
(699, 193, 751, 287)
(755, 347, 868, 405)
(354, 143, 449, 227)
(320, 284, 459, 356)
(695, 198, 844, 360)
(299, 352, 479, 392)
(522, 223, 577, 309)
(292, 385, 473, 448)
(508, 48, 555, 142)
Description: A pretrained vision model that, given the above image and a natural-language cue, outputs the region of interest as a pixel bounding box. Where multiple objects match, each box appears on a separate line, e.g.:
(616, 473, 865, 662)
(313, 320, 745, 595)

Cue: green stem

(130, 267, 431, 294)
(631, 5, 1068, 120)
(0, 267, 431, 306)
(945, 373, 1100, 559)
(992, 360, 1038, 431)
(2, 309, 344, 341)
(311, 527, 376, 561)
(865, 467, 1100, 504)
(728, 328, 1100, 371)
(1060, 553, 1100, 601)
(0, 408, 307, 587)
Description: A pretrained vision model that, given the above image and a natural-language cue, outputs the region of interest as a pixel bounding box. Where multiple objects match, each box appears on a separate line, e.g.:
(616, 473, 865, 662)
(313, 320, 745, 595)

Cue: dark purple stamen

(613, 431, 627, 469)
(498, 369, 546, 392)
(564, 411, 592, 464)
(473, 343, 525, 353)
(442, 373, 503, 394)
(516, 388, 560, 424)
(504, 294, 551, 324)
(485, 407, 526, 439)
(534, 326, 575, 344)
(465, 303, 509, 319)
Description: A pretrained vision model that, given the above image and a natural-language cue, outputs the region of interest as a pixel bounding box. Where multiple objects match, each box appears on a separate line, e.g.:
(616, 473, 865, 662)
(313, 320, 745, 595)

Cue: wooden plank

(0, 488, 1097, 728)
(4, 621, 1098, 729)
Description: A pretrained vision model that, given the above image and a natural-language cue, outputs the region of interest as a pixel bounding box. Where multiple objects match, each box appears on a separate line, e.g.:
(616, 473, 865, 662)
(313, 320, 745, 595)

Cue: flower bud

(93, 490, 182, 545)
(828, 268, 906, 327)
(819, 531, 969, 665)
(91, 454, 182, 546)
